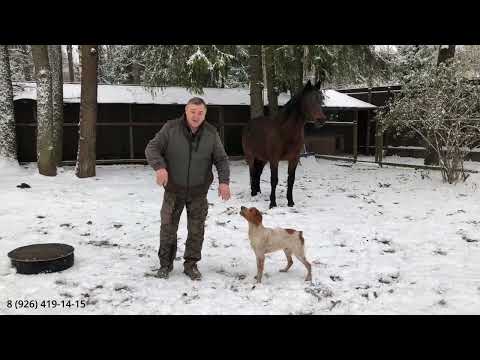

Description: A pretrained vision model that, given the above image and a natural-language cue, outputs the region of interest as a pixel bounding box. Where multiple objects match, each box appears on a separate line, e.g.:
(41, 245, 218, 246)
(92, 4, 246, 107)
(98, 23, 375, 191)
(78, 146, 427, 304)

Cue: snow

(12, 82, 376, 109)
(186, 48, 213, 70)
(321, 90, 376, 109)
(1, 157, 480, 314)
(0, 157, 22, 174)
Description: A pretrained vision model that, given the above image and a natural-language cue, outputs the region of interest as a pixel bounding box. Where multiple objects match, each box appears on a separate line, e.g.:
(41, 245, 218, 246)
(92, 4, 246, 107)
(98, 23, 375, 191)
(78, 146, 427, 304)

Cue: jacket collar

(181, 114, 205, 138)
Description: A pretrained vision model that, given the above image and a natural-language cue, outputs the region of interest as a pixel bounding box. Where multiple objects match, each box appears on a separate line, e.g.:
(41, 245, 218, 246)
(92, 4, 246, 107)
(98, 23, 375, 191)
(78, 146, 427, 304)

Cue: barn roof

(13, 82, 376, 109)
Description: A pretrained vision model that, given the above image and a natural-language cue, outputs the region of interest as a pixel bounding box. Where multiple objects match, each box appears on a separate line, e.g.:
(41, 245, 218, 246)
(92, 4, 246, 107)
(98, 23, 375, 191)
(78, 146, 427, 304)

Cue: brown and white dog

(239, 206, 312, 283)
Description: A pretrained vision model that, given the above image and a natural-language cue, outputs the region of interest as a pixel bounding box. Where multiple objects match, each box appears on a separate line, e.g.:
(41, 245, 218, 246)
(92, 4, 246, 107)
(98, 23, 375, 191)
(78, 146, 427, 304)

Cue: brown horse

(242, 80, 326, 209)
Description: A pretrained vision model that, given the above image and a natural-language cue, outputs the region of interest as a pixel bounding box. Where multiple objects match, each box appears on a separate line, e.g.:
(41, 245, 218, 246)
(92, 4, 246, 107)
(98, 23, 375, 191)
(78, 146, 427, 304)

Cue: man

(145, 97, 231, 280)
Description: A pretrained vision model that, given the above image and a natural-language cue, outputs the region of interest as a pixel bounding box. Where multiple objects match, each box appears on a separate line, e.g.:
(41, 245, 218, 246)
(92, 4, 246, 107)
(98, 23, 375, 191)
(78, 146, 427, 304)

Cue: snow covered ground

(1, 156, 480, 314)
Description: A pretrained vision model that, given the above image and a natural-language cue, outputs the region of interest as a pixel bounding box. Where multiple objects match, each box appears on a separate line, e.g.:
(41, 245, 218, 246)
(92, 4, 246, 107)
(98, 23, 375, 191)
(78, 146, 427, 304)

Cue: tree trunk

(248, 45, 264, 119)
(75, 45, 98, 178)
(264, 45, 278, 116)
(20, 45, 33, 81)
(425, 45, 457, 165)
(77, 45, 82, 80)
(437, 45, 456, 65)
(49, 45, 64, 165)
(96, 45, 103, 83)
(32, 45, 56, 176)
(293, 45, 304, 95)
(67, 45, 75, 82)
(0, 45, 17, 162)
(131, 63, 141, 84)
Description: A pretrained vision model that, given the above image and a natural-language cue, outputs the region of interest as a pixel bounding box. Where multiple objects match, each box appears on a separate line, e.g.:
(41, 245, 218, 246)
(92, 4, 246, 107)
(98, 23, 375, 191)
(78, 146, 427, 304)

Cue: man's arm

(145, 125, 169, 171)
(212, 131, 230, 185)
(212, 132, 231, 200)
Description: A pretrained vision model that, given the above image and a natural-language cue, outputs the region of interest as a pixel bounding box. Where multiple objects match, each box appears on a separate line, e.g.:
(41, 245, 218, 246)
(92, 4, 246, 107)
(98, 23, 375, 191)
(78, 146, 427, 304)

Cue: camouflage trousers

(158, 191, 209, 269)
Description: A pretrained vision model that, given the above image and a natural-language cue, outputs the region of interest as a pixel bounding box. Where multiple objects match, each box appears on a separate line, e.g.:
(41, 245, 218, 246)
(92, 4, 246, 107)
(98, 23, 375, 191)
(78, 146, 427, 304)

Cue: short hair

(186, 97, 207, 107)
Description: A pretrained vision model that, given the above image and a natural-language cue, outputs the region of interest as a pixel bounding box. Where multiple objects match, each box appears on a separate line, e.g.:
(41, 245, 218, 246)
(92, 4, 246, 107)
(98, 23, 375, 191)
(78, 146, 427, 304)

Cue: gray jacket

(145, 115, 230, 197)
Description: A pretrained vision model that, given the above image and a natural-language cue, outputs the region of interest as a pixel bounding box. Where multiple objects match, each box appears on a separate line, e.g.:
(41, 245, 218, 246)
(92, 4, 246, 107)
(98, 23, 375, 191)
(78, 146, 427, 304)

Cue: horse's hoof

(251, 191, 258, 197)
(269, 203, 277, 209)
(287, 202, 295, 207)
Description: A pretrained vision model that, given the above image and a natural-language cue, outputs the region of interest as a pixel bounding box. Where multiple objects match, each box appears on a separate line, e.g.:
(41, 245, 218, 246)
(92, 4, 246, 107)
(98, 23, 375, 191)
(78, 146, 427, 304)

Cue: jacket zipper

(186, 136, 193, 196)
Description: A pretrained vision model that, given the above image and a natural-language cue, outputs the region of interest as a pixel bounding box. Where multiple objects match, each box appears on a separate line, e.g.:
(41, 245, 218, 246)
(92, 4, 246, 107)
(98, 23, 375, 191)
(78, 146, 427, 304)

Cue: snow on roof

(12, 82, 376, 109)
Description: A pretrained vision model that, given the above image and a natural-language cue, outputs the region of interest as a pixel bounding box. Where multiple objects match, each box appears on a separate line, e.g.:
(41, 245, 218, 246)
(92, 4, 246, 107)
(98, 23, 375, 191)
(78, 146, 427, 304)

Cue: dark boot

(183, 263, 202, 281)
(157, 264, 173, 279)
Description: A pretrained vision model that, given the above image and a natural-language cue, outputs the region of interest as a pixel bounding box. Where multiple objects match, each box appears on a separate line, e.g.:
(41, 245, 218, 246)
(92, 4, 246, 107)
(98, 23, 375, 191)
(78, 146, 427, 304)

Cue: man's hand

(218, 183, 231, 201)
(156, 168, 168, 187)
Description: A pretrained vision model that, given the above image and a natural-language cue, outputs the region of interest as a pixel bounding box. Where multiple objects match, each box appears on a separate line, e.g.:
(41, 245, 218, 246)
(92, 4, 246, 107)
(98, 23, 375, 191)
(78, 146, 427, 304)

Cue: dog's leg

(254, 255, 265, 283)
(294, 254, 312, 281)
(279, 249, 293, 272)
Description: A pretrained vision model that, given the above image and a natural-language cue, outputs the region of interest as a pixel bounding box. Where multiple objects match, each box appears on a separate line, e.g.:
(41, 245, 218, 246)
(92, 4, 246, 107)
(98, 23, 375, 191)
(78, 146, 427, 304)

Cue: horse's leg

(245, 156, 257, 197)
(287, 158, 299, 207)
(269, 160, 279, 209)
(253, 159, 267, 194)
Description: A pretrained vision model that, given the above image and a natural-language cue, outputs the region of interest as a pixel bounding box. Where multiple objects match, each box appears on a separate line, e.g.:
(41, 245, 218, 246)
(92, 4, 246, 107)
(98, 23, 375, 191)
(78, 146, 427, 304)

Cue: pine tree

(0, 45, 17, 162)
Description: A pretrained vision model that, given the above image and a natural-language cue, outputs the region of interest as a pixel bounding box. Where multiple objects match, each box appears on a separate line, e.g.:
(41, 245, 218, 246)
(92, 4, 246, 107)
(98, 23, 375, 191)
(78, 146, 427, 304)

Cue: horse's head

(301, 80, 327, 126)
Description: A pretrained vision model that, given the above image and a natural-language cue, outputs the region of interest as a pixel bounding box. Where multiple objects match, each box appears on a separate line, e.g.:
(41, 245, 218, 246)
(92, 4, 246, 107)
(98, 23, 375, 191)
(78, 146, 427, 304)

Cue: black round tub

(8, 243, 75, 274)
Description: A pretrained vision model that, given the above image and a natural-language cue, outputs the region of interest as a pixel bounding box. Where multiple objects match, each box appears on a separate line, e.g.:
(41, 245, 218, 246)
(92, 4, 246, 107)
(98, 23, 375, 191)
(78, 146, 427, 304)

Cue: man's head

(185, 97, 207, 132)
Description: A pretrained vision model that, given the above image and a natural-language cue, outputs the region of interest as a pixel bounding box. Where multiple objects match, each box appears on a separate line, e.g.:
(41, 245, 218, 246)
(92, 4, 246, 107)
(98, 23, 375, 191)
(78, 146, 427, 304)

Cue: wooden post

(129, 104, 134, 159)
(365, 87, 372, 155)
(384, 87, 390, 156)
(218, 106, 225, 145)
(376, 116, 383, 167)
(353, 110, 358, 163)
(375, 115, 379, 163)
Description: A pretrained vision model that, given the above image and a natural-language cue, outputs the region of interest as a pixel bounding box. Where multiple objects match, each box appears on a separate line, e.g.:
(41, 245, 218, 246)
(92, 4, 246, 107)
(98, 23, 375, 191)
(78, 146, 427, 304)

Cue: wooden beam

(15, 122, 167, 127)
(324, 121, 354, 127)
(341, 89, 401, 96)
(129, 104, 134, 159)
(314, 155, 478, 173)
(378, 117, 384, 166)
(223, 122, 248, 127)
(365, 87, 372, 155)
(58, 156, 249, 166)
(353, 111, 358, 163)
(60, 159, 148, 166)
(218, 106, 225, 144)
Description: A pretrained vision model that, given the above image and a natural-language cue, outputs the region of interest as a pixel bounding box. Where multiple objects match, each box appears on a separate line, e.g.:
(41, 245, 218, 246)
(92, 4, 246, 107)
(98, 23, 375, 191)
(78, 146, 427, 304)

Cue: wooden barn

(12, 82, 376, 164)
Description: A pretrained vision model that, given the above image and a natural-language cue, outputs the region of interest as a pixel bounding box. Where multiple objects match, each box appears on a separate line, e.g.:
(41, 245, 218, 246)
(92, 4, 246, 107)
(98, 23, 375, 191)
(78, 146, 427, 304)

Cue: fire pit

(8, 243, 74, 274)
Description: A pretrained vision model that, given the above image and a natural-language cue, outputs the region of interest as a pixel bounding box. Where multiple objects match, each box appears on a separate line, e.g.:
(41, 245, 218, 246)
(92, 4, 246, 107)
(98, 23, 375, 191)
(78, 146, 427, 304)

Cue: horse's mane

(282, 90, 303, 117)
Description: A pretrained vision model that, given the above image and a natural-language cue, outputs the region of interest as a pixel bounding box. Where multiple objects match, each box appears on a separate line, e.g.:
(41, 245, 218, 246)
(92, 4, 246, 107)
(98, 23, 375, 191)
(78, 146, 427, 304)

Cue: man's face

(185, 103, 207, 131)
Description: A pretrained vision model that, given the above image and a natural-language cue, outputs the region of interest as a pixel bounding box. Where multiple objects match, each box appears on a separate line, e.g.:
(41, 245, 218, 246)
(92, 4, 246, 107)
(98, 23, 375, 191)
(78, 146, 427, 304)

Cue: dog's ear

(253, 208, 263, 225)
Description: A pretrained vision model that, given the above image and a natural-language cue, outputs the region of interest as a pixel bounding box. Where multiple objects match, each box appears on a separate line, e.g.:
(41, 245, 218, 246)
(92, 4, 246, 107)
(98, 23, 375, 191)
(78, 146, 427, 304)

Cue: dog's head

(240, 206, 263, 226)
